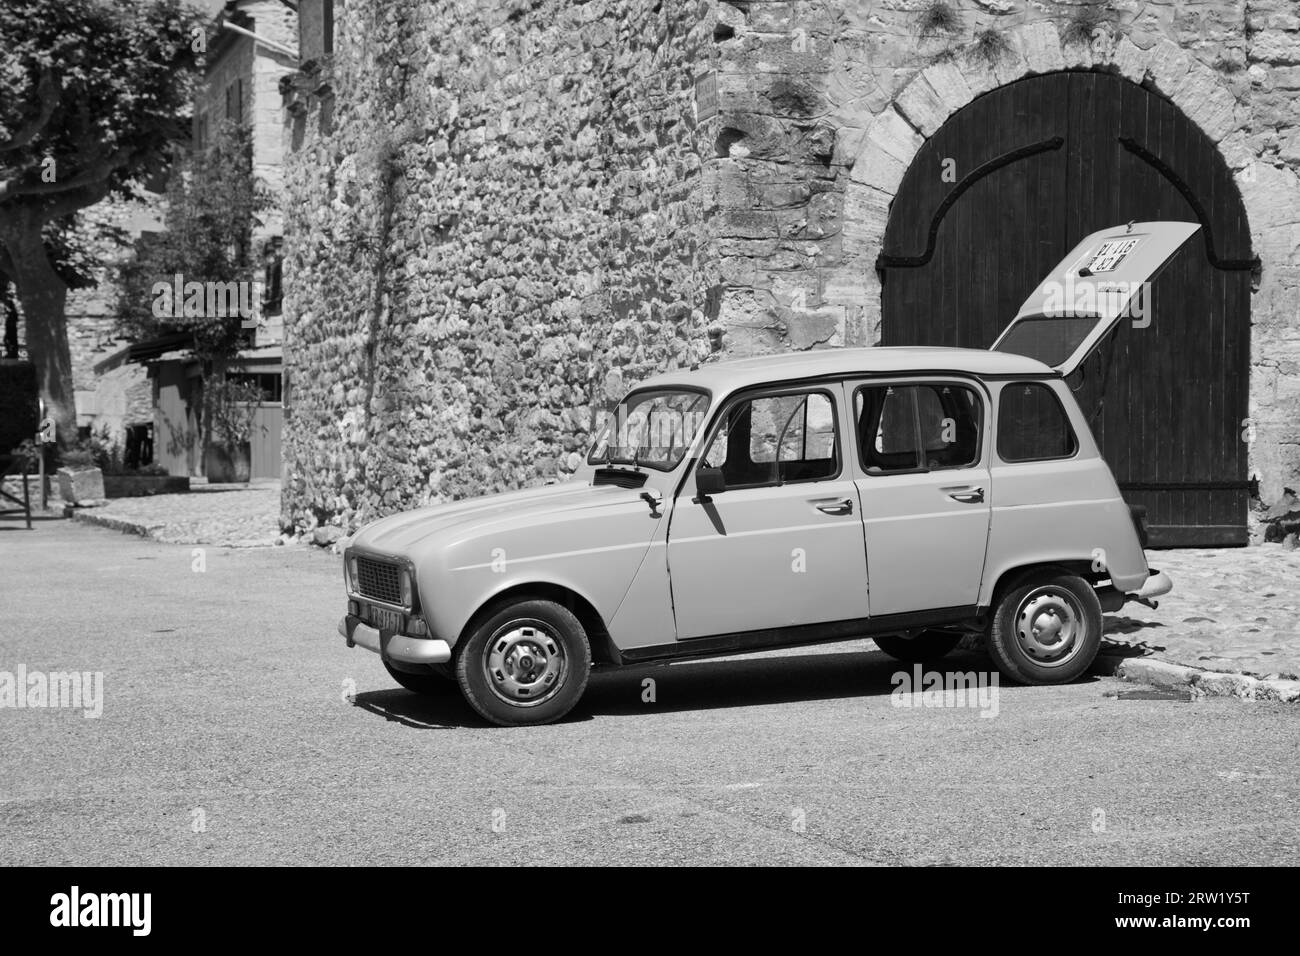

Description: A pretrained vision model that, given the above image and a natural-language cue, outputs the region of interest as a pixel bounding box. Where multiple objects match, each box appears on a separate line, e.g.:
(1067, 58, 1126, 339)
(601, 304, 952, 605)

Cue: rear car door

(666, 384, 870, 639)
(849, 378, 992, 617)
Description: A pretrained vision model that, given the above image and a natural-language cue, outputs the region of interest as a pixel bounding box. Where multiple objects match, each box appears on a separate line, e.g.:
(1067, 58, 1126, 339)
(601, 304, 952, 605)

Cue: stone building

(142, 0, 298, 478)
(280, 0, 1300, 546)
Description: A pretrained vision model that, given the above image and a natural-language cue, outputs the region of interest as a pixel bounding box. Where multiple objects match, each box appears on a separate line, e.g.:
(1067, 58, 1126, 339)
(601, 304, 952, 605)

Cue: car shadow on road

(350, 648, 1096, 726)
(350, 690, 485, 729)
(579, 650, 1014, 717)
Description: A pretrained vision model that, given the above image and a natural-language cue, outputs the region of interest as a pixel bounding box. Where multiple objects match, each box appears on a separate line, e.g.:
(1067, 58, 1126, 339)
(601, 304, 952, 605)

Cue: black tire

(384, 660, 456, 695)
(873, 631, 963, 663)
(987, 571, 1102, 685)
(455, 599, 591, 726)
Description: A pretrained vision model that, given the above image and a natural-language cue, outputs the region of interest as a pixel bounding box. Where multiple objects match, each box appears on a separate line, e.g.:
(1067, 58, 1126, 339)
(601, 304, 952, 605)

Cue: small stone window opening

(715, 128, 747, 158)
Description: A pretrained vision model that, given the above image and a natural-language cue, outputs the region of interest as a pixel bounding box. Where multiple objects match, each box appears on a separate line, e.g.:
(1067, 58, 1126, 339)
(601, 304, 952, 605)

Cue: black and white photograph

(0, 0, 1296, 923)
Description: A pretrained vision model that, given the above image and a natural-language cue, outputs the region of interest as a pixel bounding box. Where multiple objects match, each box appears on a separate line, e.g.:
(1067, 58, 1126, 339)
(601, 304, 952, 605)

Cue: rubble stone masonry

(282, 0, 1300, 534)
(281, 0, 717, 532)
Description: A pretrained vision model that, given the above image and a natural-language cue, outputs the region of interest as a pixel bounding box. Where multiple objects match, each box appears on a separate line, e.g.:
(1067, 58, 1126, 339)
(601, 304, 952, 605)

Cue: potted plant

(204, 378, 262, 483)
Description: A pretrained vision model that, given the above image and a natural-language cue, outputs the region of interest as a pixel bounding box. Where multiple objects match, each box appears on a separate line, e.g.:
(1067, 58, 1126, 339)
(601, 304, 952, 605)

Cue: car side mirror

(694, 466, 726, 503)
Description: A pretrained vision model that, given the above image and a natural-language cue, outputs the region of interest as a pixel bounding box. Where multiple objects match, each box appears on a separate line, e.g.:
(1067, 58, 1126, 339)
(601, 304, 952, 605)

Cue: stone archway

(874, 69, 1252, 547)
(820, 19, 1300, 521)
(838, 21, 1259, 334)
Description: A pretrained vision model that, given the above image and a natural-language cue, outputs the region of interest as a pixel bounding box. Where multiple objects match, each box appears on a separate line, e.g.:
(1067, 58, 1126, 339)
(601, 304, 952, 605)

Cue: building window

(226, 372, 283, 404)
(225, 80, 243, 122)
(261, 238, 284, 316)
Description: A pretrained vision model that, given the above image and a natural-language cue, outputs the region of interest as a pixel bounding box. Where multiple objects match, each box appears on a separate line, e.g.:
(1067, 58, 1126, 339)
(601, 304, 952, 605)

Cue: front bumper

(338, 615, 452, 665)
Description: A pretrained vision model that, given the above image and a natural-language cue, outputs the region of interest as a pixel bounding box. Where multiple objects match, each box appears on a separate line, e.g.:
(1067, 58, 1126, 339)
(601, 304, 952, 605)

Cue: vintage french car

(338, 221, 1189, 725)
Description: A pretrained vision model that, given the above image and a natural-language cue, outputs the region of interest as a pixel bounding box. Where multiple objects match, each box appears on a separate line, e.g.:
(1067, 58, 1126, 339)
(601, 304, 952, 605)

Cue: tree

(2, 209, 128, 363)
(117, 123, 265, 365)
(0, 0, 202, 444)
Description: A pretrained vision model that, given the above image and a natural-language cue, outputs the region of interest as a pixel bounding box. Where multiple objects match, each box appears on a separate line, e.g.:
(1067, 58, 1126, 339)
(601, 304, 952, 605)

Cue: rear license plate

(363, 604, 404, 633)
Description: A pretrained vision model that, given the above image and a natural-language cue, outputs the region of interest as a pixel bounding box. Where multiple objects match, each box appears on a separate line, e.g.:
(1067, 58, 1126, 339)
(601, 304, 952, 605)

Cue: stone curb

(69, 510, 163, 539)
(69, 508, 287, 548)
(1093, 653, 1300, 703)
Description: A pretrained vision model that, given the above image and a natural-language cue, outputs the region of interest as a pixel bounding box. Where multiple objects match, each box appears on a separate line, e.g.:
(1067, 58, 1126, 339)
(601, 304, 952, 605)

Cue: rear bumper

(1097, 569, 1173, 612)
(338, 615, 452, 665)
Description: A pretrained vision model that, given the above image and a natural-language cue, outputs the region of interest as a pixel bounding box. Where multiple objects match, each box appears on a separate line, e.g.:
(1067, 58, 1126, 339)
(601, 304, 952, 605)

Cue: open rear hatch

(990, 221, 1200, 376)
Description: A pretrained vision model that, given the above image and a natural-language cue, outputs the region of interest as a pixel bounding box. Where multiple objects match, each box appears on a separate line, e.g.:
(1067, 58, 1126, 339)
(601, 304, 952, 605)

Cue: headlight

(344, 553, 358, 592)
(400, 567, 413, 607)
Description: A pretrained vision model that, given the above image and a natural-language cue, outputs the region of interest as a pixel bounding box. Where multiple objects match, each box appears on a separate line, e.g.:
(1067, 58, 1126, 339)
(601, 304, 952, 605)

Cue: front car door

(849, 377, 992, 617)
(667, 383, 870, 639)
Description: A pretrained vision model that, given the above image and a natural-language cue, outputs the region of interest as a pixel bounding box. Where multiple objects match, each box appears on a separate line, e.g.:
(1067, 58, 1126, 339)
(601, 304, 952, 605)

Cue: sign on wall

(694, 71, 718, 124)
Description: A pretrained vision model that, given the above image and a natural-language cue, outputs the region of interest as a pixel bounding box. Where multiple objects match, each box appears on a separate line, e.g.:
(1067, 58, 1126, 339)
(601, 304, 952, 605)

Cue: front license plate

(364, 604, 404, 633)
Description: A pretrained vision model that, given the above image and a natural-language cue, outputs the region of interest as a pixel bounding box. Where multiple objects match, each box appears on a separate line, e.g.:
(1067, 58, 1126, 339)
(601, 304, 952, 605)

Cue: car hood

(347, 480, 646, 556)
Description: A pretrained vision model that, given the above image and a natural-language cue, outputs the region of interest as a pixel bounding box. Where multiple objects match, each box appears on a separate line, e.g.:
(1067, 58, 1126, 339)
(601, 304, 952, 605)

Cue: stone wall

(281, 0, 717, 533)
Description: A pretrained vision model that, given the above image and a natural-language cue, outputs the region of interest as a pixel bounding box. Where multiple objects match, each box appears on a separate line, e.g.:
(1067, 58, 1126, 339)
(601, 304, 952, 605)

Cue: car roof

(634, 347, 1057, 396)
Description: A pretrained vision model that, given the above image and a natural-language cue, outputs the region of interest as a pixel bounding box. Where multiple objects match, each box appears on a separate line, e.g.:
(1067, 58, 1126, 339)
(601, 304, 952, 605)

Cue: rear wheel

(455, 599, 591, 726)
(987, 571, 1102, 684)
(384, 660, 456, 695)
(873, 631, 962, 663)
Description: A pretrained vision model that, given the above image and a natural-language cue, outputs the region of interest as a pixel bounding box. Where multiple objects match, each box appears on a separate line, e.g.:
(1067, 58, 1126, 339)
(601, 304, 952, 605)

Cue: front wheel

(455, 599, 591, 726)
(987, 571, 1102, 684)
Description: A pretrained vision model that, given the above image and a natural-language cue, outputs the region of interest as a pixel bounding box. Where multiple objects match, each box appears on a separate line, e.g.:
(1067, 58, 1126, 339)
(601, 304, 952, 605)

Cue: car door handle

(946, 487, 984, 504)
(813, 498, 854, 515)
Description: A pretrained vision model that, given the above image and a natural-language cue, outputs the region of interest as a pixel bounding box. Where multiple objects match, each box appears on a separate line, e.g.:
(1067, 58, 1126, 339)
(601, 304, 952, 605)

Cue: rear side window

(997, 382, 1078, 462)
(855, 382, 983, 474)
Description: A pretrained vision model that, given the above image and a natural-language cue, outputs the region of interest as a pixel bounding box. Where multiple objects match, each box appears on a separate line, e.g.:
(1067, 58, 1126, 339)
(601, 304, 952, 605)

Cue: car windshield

(587, 388, 710, 472)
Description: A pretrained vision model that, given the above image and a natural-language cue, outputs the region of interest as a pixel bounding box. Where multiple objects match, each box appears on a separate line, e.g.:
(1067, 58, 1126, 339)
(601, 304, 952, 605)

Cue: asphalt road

(2, 519, 1297, 865)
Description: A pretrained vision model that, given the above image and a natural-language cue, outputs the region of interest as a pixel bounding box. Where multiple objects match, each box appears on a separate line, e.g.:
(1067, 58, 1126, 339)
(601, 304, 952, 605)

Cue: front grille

(356, 557, 403, 606)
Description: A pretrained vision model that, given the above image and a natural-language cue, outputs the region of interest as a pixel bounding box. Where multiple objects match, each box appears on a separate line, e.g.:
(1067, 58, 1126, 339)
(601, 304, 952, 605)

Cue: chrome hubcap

(485, 622, 565, 706)
(1014, 588, 1084, 667)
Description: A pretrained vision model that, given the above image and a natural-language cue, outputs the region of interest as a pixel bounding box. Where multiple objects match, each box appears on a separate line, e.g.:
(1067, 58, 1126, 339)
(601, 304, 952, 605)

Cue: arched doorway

(878, 71, 1254, 547)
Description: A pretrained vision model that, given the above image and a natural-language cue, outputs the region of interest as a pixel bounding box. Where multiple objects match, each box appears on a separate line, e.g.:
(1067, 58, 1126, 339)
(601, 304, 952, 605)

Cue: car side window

(701, 390, 838, 487)
(856, 383, 982, 474)
(996, 382, 1078, 462)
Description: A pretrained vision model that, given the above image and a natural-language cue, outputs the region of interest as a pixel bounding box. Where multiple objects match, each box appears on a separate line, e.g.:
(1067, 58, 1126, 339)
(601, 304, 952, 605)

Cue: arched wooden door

(879, 71, 1254, 547)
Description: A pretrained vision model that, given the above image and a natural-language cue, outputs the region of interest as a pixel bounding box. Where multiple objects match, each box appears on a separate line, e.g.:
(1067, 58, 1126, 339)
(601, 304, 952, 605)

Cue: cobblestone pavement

(69, 479, 281, 548)
(54, 485, 1300, 679)
(1104, 545, 1300, 681)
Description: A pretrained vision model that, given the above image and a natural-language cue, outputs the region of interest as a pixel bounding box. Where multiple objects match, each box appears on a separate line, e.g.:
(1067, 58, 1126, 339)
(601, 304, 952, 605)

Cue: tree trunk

(1, 221, 76, 447)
